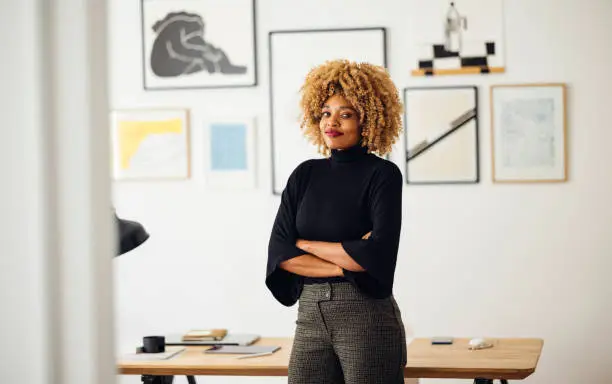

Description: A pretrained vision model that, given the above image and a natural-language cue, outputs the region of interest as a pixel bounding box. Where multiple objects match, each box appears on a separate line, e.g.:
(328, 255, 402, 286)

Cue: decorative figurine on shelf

(444, 1, 468, 53)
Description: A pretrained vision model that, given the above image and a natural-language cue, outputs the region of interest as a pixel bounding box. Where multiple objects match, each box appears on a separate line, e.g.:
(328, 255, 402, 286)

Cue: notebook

(182, 328, 227, 341)
(121, 347, 185, 361)
(165, 333, 260, 346)
(204, 345, 280, 355)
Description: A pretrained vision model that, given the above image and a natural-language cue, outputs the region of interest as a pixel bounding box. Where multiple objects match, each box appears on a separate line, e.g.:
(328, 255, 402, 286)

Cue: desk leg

(141, 375, 196, 383)
(141, 375, 174, 384)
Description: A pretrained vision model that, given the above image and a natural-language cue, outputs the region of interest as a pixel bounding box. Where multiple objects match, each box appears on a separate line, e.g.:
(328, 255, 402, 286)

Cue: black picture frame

(140, 0, 258, 91)
(268, 27, 388, 195)
(403, 85, 480, 185)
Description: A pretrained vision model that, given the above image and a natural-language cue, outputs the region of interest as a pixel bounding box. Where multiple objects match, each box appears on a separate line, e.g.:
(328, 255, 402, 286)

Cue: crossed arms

(279, 232, 371, 278)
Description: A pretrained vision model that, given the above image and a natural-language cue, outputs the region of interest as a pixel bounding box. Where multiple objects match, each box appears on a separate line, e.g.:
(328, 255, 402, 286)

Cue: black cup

(142, 336, 165, 353)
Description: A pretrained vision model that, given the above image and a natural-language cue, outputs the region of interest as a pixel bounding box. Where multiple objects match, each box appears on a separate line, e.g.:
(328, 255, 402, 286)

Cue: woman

(266, 59, 406, 384)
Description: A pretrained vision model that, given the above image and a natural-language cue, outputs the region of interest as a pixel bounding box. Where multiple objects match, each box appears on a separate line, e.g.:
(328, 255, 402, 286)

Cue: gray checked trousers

(288, 282, 407, 384)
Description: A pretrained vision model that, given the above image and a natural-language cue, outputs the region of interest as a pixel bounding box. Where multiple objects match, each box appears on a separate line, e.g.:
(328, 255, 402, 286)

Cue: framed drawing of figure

(141, 0, 257, 90)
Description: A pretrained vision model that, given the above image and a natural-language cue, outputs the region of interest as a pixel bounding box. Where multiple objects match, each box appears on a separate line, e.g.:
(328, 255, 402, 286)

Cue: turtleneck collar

(330, 144, 369, 163)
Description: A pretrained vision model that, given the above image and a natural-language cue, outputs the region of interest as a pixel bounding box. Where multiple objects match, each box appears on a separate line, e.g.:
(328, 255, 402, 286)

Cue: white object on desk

(121, 347, 186, 361)
(468, 338, 493, 350)
(235, 351, 275, 359)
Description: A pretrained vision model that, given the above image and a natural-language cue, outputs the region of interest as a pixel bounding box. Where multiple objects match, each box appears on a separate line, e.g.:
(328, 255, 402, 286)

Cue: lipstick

(325, 130, 343, 138)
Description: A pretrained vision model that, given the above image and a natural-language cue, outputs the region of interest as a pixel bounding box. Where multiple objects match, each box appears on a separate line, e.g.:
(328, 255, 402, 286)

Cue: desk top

(117, 337, 543, 380)
(406, 338, 543, 379)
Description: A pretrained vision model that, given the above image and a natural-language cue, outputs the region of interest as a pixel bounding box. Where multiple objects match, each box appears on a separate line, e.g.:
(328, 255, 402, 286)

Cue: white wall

(110, 0, 612, 383)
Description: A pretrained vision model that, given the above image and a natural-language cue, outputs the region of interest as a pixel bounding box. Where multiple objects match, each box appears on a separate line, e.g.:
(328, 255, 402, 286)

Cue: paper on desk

(120, 347, 185, 361)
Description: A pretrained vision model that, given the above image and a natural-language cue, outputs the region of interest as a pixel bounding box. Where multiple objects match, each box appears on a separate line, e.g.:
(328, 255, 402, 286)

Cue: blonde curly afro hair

(299, 59, 403, 157)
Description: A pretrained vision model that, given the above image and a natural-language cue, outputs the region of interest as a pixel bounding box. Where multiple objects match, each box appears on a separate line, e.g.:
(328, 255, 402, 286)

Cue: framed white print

(269, 27, 387, 195)
(411, 0, 505, 76)
(141, 0, 257, 90)
(404, 86, 479, 184)
(490, 83, 568, 183)
(204, 117, 257, 189)
(111, 108, 191, 180)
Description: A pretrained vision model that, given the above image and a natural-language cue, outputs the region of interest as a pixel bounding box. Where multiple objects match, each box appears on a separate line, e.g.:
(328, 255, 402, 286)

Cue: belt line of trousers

(288, 282, 407, 384)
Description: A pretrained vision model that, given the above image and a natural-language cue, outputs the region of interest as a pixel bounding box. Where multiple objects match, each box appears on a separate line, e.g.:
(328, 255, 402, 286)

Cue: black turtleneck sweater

(266, 144, 403, 306)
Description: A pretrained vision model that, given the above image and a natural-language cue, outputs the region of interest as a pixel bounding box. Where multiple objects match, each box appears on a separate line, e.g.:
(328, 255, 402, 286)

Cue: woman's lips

(325, 130, 343, 138)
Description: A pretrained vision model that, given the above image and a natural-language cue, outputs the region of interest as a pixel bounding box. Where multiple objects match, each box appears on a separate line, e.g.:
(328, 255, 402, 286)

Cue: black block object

(143, 336, 166, 353)
(114, 210, 150, 256)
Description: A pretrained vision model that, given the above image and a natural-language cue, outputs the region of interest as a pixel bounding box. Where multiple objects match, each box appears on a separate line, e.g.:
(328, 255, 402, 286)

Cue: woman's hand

(295, 238, 365, 272)
(296, 239, 310, 251)
(297, 230, 371, 250)
(280, 255, 344, 278)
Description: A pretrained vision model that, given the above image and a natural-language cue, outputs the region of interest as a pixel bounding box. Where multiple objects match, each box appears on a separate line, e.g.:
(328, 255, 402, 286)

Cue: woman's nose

(327, 116, 339, 126)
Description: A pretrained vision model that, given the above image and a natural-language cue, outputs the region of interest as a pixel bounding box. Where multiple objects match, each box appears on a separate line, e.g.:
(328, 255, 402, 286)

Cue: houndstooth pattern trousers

(288, 282, 407, 384)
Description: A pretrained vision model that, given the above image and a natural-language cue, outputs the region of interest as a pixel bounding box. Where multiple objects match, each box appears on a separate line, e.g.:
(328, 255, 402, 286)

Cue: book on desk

(165, 332, 261, 346)
(181, 328, 228, 341)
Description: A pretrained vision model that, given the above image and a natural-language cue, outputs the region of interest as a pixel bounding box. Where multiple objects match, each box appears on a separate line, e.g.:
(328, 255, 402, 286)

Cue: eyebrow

(322, 104, 356, 111)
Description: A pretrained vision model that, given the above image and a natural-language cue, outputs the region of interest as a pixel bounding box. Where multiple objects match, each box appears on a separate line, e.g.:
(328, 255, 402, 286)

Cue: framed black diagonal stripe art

(403, 86, 480, 184)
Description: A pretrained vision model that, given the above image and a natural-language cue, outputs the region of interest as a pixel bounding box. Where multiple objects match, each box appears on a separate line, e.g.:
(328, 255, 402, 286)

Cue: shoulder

(368, 155, 403, 181)
(363, 156, 403, 195)
(285, 158, 327, 188)
(289, 158, 325, 177)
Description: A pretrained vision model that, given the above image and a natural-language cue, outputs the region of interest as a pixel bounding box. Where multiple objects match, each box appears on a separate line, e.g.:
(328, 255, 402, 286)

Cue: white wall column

(0, 1, 115, 384)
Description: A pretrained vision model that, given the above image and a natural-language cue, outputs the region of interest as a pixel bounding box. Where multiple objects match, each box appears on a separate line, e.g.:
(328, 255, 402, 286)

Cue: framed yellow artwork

(110, 108, 191, 180)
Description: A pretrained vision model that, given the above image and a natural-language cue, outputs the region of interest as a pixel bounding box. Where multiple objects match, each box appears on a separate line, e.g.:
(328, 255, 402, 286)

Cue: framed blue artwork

(204, 117, 257, 188)
(210, 123, 248, 171)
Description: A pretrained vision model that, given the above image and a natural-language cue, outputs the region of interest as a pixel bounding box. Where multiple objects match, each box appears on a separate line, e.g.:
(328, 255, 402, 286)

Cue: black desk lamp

(114, 210, 150, 256)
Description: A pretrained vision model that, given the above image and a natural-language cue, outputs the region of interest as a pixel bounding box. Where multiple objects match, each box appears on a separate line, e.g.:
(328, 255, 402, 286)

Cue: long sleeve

(340, 162, 403, 299)
(266, 162, 311, 306)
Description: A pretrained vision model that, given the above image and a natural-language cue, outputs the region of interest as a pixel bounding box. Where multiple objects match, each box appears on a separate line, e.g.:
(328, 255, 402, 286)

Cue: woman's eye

(341, 114, 352, 119)
(321, 111, 330, 117)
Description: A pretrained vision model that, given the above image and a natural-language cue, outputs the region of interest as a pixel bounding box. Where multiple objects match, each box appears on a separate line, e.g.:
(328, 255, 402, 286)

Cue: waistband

(299, 281, 382, 302)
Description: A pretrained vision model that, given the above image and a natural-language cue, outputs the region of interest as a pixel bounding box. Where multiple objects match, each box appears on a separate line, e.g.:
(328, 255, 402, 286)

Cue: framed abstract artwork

(110, 108, 191, 180)
(490, 83, 568, 183)
(269, 27, 387, 195)
(411, 0, 505, 76)
(141, 0, 257, 90)
(203, 117, 257, 189)
(404, 86, 480, 184)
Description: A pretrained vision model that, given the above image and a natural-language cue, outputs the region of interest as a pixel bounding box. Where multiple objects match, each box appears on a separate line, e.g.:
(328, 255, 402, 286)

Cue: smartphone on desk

(431, 337, 454, 345)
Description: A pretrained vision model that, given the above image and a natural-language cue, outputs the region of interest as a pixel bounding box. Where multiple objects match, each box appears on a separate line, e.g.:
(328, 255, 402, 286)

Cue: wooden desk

(118, 337, 543, 383)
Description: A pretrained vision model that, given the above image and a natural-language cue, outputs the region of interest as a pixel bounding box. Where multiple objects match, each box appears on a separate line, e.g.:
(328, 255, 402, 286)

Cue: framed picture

(110, 108, 191, 180)
(411, 0, 505, 76)
(141, 0, 257, 90)
(269, 27, 387, 195)
(203, 117, 257, 189)
(490, 83, 568, 183)
(404, 86, 480, 184)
